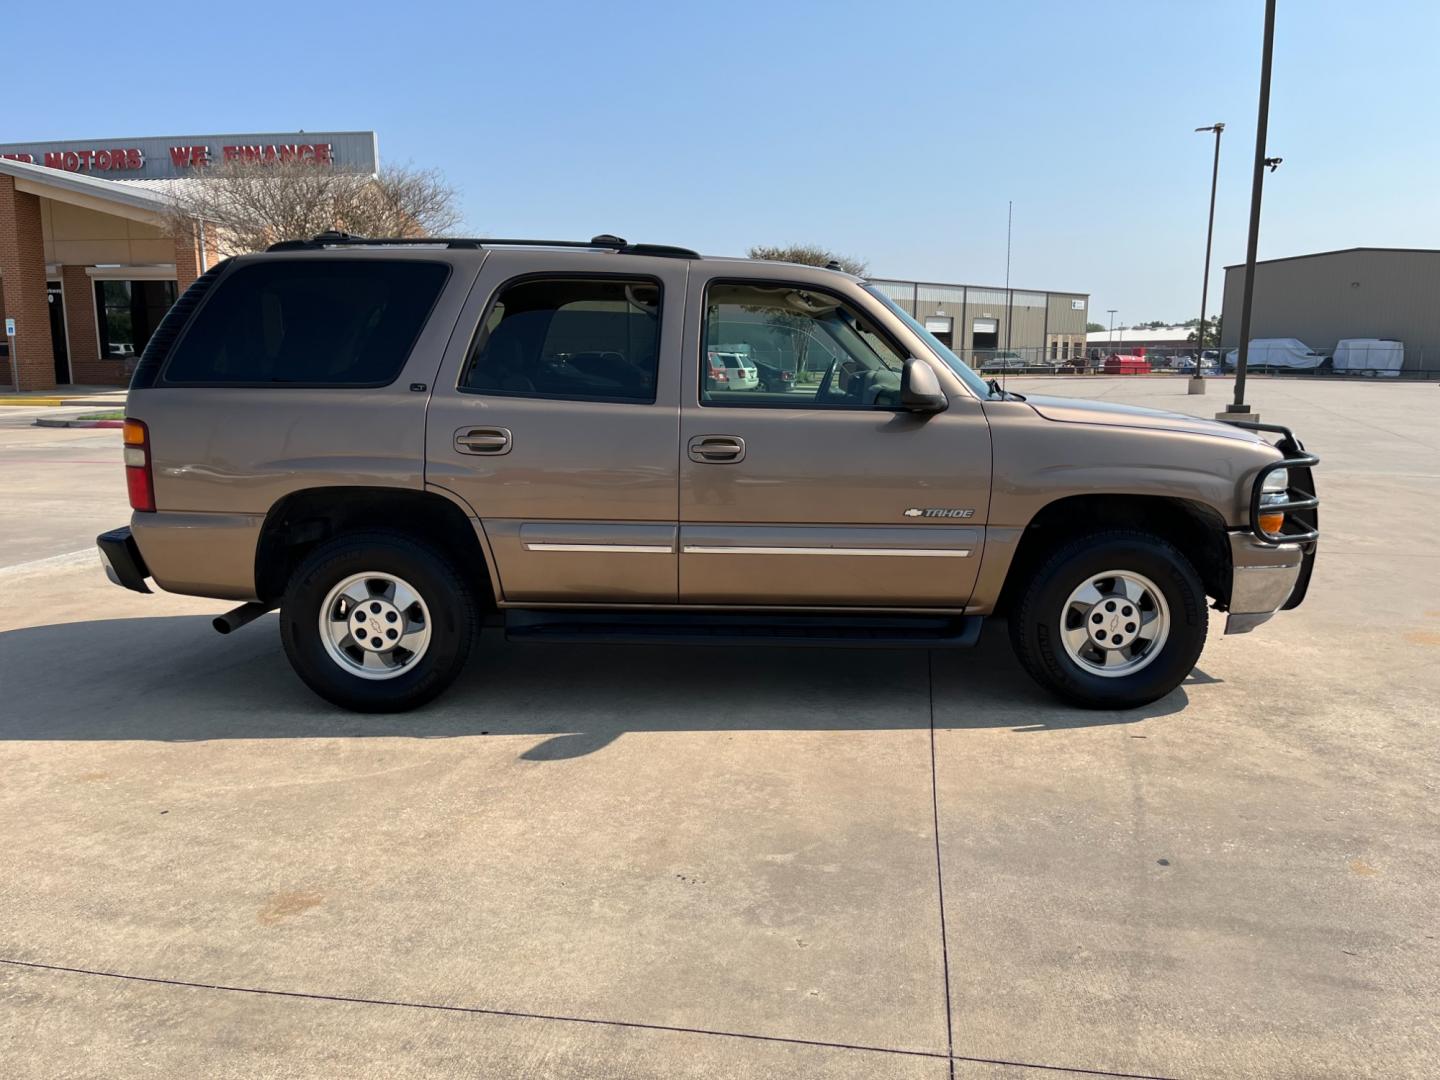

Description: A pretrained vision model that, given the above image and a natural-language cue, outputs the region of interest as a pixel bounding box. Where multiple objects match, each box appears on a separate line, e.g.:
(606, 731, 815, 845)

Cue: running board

(503, 610, 983, 649)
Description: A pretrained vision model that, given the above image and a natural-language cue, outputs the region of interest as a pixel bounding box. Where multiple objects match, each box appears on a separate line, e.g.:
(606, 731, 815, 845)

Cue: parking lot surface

(1, 377, 1437, 1078)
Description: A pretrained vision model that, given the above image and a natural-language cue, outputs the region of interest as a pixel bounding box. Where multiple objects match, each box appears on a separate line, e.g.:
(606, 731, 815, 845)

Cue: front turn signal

(1259, 511, 1285, 535)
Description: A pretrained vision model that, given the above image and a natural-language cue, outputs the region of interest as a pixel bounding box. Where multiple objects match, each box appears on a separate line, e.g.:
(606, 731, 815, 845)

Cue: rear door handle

(688, 434, 745, 463)
(455, 427, 512, 455)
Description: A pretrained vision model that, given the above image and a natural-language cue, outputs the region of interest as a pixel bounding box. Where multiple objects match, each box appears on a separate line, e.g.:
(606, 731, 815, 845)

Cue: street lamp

(1191, 122, 1224, 394)
(1107, 309, 1118, 349)
(1226, 0, 1279, 422)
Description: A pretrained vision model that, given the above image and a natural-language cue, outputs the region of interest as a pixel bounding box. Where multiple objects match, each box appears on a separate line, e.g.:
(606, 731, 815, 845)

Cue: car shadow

(0, 614, 1190, 753)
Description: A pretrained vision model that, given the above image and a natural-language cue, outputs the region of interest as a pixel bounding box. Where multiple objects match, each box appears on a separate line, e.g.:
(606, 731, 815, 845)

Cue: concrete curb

(33, 418, 125, 429)
(0, 396, 126, 408)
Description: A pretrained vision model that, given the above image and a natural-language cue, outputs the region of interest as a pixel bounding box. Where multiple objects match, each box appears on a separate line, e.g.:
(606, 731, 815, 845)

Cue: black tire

(280, 530, 478, 713)
(1009, 530, 1208, 709)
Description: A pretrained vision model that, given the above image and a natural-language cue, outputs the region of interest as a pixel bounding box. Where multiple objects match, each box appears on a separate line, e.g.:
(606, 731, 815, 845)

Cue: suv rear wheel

(1010, 530, 1208, 709)
(280, 531, 477, 712)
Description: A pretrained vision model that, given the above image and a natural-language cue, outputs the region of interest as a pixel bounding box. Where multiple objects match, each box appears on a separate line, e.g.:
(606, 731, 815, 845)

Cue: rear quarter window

(161, 259, 450, 386)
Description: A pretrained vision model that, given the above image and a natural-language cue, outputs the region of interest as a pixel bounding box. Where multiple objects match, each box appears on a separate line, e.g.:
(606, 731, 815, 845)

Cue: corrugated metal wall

(1009, 290, 1047, 347)
(1046, 293, 1089, 336)
(1220, 249, 1440, 370)
(868, 277, 1091, 352)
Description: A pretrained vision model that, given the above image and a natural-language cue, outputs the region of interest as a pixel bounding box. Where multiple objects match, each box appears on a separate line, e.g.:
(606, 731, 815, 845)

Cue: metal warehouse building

(1220, 248, 1440, 374)
(868, 278, 1091, 365)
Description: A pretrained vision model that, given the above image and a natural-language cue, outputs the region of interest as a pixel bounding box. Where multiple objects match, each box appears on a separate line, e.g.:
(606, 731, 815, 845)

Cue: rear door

(425, 252, 687, 603)
(678, 273, 991, 608)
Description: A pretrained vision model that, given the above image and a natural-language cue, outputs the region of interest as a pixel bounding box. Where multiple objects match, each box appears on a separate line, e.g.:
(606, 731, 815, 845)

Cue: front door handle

(688, 434, 746, 463)
(455, 427, 512, 455)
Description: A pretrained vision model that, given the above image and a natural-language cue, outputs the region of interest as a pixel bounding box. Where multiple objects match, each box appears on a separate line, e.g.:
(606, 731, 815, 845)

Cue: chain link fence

(960, 343, 1437, 380)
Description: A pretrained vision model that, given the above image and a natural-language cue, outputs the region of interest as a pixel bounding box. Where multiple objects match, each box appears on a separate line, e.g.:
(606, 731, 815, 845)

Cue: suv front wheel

(280, 531, 477, 712)
(1010, 530, 1208, 709)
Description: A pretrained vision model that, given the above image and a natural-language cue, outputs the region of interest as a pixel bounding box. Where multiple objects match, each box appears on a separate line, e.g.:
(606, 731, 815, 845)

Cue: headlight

(1259, 468, 1289, 535)
(1262, 468, 1289, 494)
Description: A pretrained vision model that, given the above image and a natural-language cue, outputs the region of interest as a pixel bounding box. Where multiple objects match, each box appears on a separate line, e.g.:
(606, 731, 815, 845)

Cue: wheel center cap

(1086, 598, 1140, 649)
(350, 600, 402, 651)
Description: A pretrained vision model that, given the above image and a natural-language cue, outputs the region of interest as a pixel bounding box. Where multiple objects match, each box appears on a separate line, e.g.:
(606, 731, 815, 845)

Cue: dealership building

(1, 128, 1090, 389)
(1220, 247, 1440, 374)
(867, 277, 1091, 363)
(0, 131, 378, 391)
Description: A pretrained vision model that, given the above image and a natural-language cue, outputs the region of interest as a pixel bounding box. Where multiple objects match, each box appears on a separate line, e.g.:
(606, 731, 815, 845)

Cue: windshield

(862, 285, 992, 398)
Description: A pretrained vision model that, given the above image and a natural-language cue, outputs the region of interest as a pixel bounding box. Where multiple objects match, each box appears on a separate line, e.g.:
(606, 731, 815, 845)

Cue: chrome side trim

(525, 543, 674, 554)
(682, 545, 971, 558)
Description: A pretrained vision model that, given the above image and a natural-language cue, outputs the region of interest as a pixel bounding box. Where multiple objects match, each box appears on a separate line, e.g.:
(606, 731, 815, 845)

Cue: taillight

(123, 418, 155, 512)
(780, 370, 794, 381)
(711, 369, 729, 383)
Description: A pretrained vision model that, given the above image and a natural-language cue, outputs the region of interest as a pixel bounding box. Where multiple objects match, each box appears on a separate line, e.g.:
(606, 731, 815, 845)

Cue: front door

(425, 252, 687, 604)
(47, 283, 69, 384)
(678, 276, 992, 608)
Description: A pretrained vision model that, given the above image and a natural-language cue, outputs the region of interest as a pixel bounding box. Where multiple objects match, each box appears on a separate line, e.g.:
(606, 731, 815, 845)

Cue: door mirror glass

(900, 357, 948, 414)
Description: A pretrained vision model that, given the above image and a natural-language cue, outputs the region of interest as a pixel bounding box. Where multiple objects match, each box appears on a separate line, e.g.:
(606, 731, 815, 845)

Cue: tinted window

(702, 282, 905, 408)
(460, 277, 660, 403)
(163, 260, 449, 385)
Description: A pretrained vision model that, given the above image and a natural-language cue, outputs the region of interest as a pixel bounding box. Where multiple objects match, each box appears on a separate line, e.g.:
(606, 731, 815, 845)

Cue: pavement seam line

(928, 648, 957, 1080)
(0, 958, 948, 1063)
(917, 665, 1182, 1080)
(0, 958, 1185, 1078)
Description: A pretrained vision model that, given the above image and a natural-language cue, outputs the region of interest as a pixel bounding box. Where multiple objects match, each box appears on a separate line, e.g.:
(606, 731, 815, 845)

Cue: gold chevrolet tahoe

(96, 233, 1319, 713)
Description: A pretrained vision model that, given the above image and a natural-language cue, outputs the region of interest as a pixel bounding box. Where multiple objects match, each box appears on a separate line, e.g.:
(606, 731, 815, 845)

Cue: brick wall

(0, 175, 57, 391)
(174, 221, 198, 291)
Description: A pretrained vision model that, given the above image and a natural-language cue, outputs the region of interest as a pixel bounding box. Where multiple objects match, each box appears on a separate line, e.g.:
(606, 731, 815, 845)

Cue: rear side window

(459, 277, 661, 403)
(162, 260, 449, 385)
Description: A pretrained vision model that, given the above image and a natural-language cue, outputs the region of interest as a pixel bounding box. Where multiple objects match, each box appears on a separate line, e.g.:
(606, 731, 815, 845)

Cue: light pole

(1191, 122, 1224, 394)
(1107, 309, 1118, 349)
(1226, 0, 1280, 421)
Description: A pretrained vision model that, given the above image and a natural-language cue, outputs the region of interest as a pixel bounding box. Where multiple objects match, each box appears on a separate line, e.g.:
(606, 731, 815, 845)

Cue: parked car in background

(1223, 339, 1332, 373)
(1332, 338, 1403, 377)
(753, 355, 800, 391)
(1175, 354, 1218, 374)
(977, 350, 1029, 372)
(706, 347, 759, 390)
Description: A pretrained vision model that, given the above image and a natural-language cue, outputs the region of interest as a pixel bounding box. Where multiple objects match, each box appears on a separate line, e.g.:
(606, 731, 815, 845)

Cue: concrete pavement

(0, 376, 1436, 1078)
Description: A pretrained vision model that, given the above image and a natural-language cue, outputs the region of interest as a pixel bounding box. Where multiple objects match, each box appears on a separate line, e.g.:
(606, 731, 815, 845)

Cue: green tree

(1085, 321, 1105, 333)
(747, 243, 868, 276)
(1187, 315, 1221, 344)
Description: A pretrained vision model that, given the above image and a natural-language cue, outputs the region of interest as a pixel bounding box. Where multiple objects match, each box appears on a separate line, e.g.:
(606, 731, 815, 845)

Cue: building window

(94, 280, 178, 363)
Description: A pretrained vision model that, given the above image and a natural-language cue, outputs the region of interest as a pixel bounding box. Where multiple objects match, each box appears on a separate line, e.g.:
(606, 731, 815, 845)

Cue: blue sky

(10, 0, 1438, 322)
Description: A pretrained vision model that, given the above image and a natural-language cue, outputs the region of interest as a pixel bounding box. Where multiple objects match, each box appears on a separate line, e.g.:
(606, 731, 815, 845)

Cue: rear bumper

(97, 526, 152, 593)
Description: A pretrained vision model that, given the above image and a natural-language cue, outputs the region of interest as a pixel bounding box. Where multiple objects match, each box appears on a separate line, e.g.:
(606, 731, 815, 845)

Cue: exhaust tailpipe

(213, 601, 277, 635)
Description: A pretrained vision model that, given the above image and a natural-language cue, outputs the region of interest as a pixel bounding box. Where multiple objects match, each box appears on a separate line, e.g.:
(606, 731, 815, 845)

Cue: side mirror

(900, 357, 949, 415)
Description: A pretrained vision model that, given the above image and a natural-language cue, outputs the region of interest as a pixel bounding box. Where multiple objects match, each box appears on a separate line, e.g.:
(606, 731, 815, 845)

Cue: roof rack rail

(266, 231, 700, 258)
